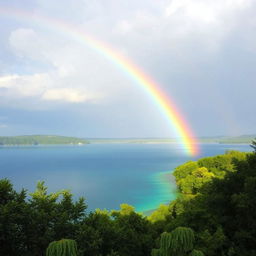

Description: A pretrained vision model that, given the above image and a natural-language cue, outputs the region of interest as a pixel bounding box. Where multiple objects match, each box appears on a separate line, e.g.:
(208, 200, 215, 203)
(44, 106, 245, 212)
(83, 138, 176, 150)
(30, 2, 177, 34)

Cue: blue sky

(0, 0, 255, 138)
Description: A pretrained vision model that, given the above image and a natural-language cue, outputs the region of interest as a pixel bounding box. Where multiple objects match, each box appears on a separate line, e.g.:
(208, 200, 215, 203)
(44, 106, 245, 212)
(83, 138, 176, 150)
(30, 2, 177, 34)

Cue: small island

(0, 135, 89, 146)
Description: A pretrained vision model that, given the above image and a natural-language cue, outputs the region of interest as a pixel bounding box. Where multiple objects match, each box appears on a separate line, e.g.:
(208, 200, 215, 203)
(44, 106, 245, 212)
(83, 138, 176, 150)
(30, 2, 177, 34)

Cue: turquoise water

(0, 143, 252, 212)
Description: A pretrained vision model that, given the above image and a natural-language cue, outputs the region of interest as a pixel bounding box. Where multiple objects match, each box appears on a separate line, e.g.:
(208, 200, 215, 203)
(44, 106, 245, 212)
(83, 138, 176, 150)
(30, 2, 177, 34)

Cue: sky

(0, 0, 255, 138)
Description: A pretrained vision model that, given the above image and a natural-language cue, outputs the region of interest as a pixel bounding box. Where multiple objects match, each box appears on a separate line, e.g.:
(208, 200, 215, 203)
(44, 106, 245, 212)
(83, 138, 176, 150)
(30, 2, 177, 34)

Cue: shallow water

(0, 143, 251, 212)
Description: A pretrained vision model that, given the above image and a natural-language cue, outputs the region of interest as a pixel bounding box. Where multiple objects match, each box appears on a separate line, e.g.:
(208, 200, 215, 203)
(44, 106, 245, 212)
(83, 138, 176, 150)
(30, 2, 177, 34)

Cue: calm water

(0, 143, 251, 212)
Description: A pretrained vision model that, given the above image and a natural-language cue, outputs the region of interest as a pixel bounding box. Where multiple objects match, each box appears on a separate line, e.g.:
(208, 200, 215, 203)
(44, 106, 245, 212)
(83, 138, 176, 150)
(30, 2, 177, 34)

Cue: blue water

(0, 143, 252, 212)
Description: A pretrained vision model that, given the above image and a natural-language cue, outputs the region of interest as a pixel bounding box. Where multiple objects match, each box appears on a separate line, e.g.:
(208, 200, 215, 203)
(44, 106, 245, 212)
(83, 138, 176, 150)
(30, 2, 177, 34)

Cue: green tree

(26, 181, 86, 256)
(148, 204, 170, 223)
(251, 138, 256, 151)
(46, 239, 78, 256)
(112, 206, 155, 256)
(76, 211, 117, 256)
(189, 249, 204, 256)
(0, 179, 28, 256)
(173, 161, 199, 180)
(152, 227, 203, 256)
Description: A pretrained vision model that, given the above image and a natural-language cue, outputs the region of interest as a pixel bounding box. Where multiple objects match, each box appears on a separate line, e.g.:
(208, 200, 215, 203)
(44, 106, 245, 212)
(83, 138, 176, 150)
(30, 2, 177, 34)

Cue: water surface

(0, 143, 251, 212)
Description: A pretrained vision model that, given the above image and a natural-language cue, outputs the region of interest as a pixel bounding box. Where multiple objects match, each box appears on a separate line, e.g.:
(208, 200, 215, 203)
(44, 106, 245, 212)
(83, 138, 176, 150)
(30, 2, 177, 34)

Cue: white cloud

(42, 88, 91, 103)
(5, 27, 136, 108)
(111, 0, 255, 54)
(0, 74, 49, 98)
(0, 73, 104, 105)
(7, 0, 256, 92)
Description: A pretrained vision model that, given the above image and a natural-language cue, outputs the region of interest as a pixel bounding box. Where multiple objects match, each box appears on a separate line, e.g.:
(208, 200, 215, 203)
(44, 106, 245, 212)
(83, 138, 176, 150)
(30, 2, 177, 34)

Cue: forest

(0, 141, 255, 256)
(0, 135, 89, 145)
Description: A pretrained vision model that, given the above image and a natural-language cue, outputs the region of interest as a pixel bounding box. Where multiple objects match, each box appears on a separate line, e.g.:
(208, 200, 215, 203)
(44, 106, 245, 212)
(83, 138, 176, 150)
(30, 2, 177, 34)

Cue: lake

(0, 143, 252, 212)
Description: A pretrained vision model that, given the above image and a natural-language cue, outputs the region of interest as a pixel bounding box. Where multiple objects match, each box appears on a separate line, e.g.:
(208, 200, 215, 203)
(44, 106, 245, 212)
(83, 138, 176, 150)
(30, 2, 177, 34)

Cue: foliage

(159, 232, 172, 255)
(173, 161, 199, 180)
(173, 151, 248, 196)
(0, 179, 28, 255)
(107, 250, 120, 256)
(0, 180, 86, 256)
(170, 227, 194, 253)
(199, 135, 256, 144)
(151, 149, 256, 256)
(0, 135, 89, 145)
(111, 203, 135, 216)
(46, 239, 78, 256)
(148, 204, 170, 223)
(189, 249, 204, 256)
(151, 248, 161, 256)
(111, 207, 155, 256)
(72, 203, 155, 256)
(251, 138, 256, 151)
(152, 227, 203, 256)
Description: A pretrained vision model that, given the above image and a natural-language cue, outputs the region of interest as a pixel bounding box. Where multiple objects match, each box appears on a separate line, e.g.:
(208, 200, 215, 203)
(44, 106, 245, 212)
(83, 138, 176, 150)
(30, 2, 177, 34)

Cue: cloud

(165, 0, 253, 21)
(0, 73, 103, 105)
(5, 27, 137, 109)
(0, 74, 48, 98)
(42, 88, 91, 103)
(0, 0, 256, 136)
(110, 0, 255, 57)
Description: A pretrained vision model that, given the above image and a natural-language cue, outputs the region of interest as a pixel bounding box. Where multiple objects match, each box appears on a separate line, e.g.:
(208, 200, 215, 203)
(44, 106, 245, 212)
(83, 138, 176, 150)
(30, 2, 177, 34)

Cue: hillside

(199, 134, 256, 144)
(0, 135, 89, 145)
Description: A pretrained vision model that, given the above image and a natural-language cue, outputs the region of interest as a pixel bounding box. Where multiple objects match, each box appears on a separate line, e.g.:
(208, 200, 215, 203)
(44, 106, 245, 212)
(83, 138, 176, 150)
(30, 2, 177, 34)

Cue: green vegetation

(46, 239, 78, 256)
(0, 135, 89, 145)
(151, 227, 203, 256)
(0, 134, 254, 146)
(0, 141, 256, 255)
(148, 148, 256, 256)
(0, 180, 154, 256)
(199, 134, 256, 144)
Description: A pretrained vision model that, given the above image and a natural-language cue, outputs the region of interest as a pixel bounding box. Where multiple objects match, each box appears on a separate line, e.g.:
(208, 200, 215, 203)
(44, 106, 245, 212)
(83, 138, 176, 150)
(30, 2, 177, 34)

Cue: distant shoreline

(0, 135, 89, 146)
(0, 142, 251, 147)
(0, 134, 254, 146)
(0, 142, 252, 146)
(0, 143, 87, 147)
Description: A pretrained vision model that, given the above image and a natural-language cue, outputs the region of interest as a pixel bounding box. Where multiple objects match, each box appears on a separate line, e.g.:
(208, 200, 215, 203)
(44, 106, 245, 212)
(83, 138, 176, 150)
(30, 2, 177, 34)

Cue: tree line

(0, 135, 88, 145)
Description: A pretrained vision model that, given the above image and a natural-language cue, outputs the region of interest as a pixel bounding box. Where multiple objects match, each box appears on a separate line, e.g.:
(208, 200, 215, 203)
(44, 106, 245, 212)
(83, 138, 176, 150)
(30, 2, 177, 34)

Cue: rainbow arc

(0, 7, 199, 155)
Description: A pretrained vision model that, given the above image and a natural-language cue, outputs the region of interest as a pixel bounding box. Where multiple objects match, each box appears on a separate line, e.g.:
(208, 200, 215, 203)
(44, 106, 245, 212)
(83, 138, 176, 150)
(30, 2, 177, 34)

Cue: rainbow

(0, 7, 199, 155)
